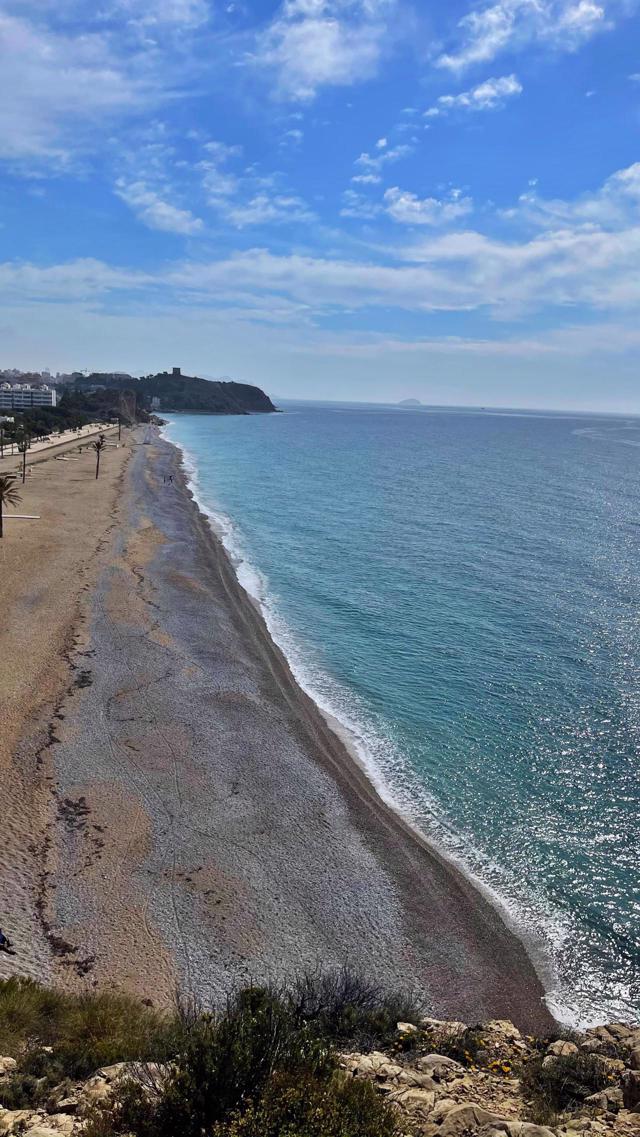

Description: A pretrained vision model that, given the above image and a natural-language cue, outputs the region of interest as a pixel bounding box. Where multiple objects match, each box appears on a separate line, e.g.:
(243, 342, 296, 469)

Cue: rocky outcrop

(1, 1019, 639, 1136)
(341, 1018, 640, 1137)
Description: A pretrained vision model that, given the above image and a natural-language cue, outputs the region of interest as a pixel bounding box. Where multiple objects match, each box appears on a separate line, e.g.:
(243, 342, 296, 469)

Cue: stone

(46, 1116, 76, 1135)
(622, 1070, 640, 1110)
(416, 1054, 466, 1078)
(485, 1021, 523, 1042)
(439, 1104, 503, 1136)
(584, 1092, 609, 1111)
(0, 1109, 38, 1135)
(397, 1022, 418, 1034)
(428, 1099, 458, 1123)
(547, 1040, 579, 1058)
(581, 1039, 605, 1054)
(375, 1061, 404, 1080)
(387, 1087, 436, 1117)
(0, 1058, 17, 1078)
(397, 1070, 438, 1089)
(588, 1028, 615, 1044)
(97, 1063, 130, 1081)
(24, 1128, 65, 1137)
(607, 1024, 632, 1040)
(518, 1126, 558, 1137)
(79, 1076, 110, 1105)
(629, 1049, 640, 1071)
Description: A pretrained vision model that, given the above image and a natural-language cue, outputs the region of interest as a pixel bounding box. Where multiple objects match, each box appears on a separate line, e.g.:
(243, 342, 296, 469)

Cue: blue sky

(1, 0, 639, 409)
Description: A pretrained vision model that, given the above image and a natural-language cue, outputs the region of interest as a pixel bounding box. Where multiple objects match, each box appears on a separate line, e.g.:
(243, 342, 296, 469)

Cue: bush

(521, 1052, 610, 1121)
(0, 978, 177, 1109)
(288, 968, 424, 1051)
(85, 973, 417, 1137)
(213, 1070, 399, 1137)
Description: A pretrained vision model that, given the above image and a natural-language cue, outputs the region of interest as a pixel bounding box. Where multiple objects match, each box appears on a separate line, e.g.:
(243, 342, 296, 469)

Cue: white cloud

(115, 180, 204, 234)
(0, 12, 157, 165)
(340, 189, 383, 218)
(438, 0, 612, 72)
(3, 163, 640, 330)
(254, 0, 396, 101)
(224, 192, 314, 227)
(353, 142, 413, 178)
(425, 74, 522, 117)
(384, 186, 474, 225)
(352, 172, 383, 185)
(116, 0, 211, 26)
(504, 162, 640, 228)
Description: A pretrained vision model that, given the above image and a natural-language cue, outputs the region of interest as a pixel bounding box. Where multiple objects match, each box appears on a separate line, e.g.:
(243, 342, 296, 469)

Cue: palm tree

(92, 436, 107, 479)
(0, 474, 21, 538)
(16, 429, 30, 484)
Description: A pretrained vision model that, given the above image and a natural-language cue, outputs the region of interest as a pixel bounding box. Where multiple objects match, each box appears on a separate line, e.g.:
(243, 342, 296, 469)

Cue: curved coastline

(160, 425, 556, 1032)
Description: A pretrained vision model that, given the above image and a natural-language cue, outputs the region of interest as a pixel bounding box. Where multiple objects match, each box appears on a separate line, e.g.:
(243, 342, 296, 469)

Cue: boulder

(397, 1070, 438, 1089)
(0, 1109, 39, 1135)
(0, 1059, 17, 1079)
(416, 1054, 466, 1079)
(485, 1021, 523, 1042)
(629, 1048, 640, 1071)
(622, 1070, 640, 1110)
(397, 1022, 418, 1034)
(439, 1104, 503, 1136)
(374, 1061, 404, 1081)
(580, 1038, 604, 1054)
(428, 1099, 458, 1123)
(547, 1040, 579, 1058)
(387, 1086, 435, 1117)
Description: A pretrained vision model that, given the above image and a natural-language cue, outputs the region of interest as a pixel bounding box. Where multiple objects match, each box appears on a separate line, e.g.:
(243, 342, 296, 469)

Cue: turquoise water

(164, 404, 640, 1025)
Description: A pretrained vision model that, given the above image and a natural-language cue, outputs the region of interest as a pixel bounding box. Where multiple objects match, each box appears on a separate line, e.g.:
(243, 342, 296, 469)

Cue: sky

(1, 0, 640, 410)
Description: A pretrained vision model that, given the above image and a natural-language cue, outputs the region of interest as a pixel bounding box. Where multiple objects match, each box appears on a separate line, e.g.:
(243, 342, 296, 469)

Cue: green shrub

(521, 1052, 609, 1120)
(213, 1070, 399, 1137)
(0, 978, 177, 1109)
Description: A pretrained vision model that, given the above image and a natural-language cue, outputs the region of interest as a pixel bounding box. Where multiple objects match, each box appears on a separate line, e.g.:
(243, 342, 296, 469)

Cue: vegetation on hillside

(0, 971, 419, 1137)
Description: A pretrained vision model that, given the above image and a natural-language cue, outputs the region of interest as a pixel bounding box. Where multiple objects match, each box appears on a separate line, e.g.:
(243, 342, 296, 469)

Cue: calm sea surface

(164, 404, 640, 1024)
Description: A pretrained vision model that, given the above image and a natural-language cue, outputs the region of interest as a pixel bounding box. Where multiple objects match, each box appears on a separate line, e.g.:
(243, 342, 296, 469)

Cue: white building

(0, 383, 57, 409)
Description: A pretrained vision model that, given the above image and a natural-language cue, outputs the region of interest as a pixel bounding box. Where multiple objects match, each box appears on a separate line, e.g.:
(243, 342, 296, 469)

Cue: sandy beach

(0, 427, 554, 1031)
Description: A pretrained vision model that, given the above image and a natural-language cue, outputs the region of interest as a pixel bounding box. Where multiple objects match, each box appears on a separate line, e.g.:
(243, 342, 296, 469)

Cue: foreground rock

(1, 1019, 639, 1135)
(341, 1018, 640, 1137)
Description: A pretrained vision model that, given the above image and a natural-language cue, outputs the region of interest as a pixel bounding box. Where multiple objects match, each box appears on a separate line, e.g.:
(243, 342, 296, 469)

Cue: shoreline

(164, 426, 559, 1020)
(3, 428, 554, 1030)
(155, 432, 554, 1029)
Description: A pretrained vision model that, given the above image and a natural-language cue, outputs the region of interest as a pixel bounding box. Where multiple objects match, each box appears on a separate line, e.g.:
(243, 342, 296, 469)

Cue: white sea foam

(161, 420, 634, 1028)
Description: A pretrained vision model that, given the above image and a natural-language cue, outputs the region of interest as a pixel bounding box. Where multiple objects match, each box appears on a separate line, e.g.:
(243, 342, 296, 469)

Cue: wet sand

(0, 428, 554, 1031)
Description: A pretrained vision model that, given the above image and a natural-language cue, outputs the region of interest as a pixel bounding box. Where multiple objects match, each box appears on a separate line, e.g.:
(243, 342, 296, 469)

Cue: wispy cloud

(437, 0, 613, 72)
(384, 187, 474, 225)
(425, 74, 522, 117)
(0, 11, 159, 167)
(253, 0, 397, 101)
(115, 179, 204, 234)
(352, 142, 413, 183)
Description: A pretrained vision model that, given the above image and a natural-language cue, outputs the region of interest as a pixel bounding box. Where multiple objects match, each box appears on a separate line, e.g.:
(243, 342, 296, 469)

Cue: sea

(163, 402, 640, 1027)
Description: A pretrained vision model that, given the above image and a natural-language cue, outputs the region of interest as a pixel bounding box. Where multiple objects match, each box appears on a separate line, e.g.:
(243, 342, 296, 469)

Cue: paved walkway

(0, 424, 119, 472)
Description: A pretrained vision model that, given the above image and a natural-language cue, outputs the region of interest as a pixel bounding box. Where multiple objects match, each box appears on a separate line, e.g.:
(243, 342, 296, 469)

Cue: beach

(0, 427, 554, 1031)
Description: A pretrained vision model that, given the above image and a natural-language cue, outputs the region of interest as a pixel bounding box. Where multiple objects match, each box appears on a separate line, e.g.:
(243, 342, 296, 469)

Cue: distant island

(398, 398, 423, 407)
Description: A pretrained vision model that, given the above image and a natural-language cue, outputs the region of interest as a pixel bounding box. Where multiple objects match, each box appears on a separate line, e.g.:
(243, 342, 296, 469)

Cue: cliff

(77, 371, 277, 415)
